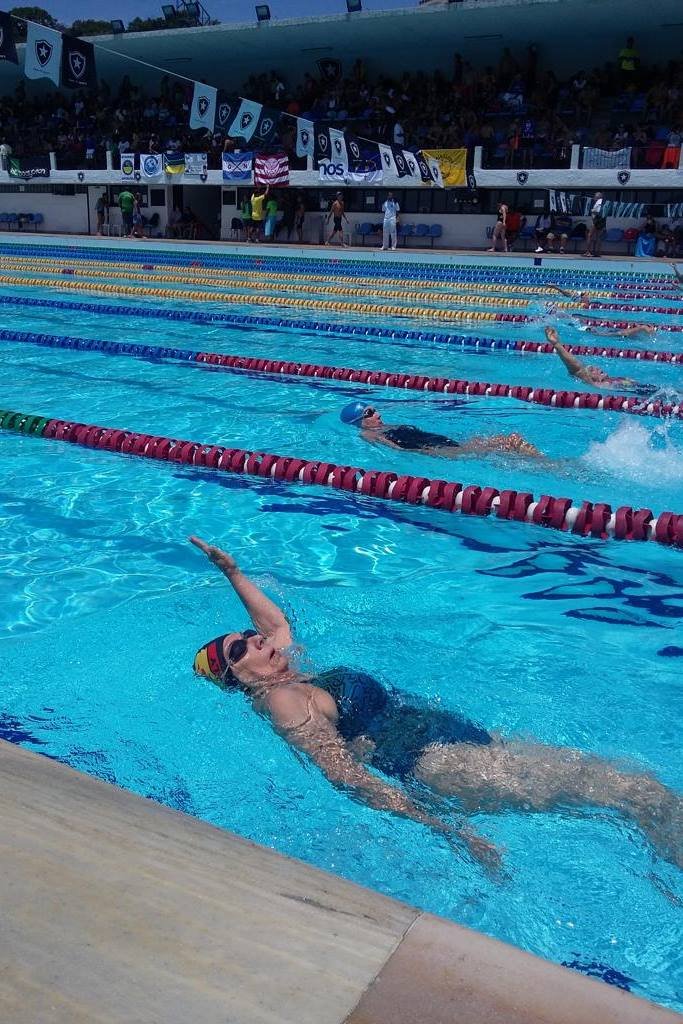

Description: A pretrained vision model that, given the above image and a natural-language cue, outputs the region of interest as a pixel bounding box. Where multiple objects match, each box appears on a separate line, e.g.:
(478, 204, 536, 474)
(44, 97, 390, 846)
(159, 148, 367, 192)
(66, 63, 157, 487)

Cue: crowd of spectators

(0, 39, 680, 172)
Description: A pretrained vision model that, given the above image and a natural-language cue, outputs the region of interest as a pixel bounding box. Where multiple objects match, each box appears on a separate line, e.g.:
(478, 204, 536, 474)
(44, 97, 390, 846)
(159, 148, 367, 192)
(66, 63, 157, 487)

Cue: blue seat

(0, 213, 9, 229)
(603, 228, 625, 252)
(519, 224, 536, 250)
(413, 223, 429, 247)
(6, 213, 18, 230)
(32, 213, 44, 231)
(356, 222, 374, 246)
(397, 223, 414, 247)
(428, 224, 442, 248)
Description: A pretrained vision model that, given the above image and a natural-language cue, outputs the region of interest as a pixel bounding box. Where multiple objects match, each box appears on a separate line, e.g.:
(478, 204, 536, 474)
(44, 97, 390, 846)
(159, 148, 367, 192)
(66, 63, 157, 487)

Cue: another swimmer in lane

(190, 536, 682, 869)
(547, 285, 658, 340)
(545, 326, 657, 394)
(340, 401, 543, 457)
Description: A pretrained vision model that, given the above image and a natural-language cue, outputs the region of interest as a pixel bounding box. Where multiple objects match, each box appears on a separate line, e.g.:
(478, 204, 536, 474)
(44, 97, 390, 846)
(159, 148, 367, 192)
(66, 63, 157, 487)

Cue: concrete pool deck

(0, 740, 679, 1024)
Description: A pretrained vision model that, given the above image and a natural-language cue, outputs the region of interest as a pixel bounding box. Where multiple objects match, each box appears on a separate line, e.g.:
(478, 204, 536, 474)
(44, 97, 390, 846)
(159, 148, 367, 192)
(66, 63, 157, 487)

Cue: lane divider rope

(4, 327, 680, 421)
(1, 291, 681, 361)
(1, 405, 681, 547)
(2, 253, 649, 300)
(0, 241, 673, 285)
(2, 273, 681, 331)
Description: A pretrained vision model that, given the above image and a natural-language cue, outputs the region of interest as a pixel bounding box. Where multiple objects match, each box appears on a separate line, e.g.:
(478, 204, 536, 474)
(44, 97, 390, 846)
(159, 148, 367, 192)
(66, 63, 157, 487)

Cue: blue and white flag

(24, 23, 62, 86)
(581, 147, 631, 170)
(328, 128, 348, 172)
(189, 83, 217, 131)
(401, 149, 421, 181)
(140, 153, 163, 179)
(229, 99, 262, 142)
(425, 153, 444, 188)
(296, 118, 314, 158)
(347, 168, 383, 185)
(222, 151, 253, 181)
(120, 153, 135, 182)
(184, 152, 207, 176)
(378, 143, 397, 178)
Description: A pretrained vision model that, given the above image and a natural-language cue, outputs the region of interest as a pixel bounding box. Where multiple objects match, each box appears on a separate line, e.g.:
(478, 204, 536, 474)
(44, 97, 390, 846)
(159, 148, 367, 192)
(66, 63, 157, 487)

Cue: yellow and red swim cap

(193, 634, 229, 682)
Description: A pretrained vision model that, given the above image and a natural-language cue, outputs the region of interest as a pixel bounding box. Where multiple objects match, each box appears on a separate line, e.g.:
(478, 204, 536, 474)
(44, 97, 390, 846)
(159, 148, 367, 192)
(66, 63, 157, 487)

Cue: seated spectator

(166, 205, 183, 239)
(535, 211, 571, 253)
(505, 209, 524, 249)
(658, 224, 677, 258)
(662, 128, 681, 168)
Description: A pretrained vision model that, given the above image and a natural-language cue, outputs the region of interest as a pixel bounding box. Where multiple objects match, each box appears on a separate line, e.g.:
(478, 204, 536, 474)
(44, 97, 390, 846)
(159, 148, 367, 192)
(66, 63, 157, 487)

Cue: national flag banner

(24, 23, 62, 86)
(401, 149, 421, 180)
(254, 152, 289, 186)
(140, 153, 163, 179)
(189, 82, 216, 131)
(329, 128, 348, 171)
(314, 125, 332, 165)
(229, 99, 262, 142)
(184, 152, 207, 176)
(251, 107, 280, 147)
(164, 151, 185, 175)
(60, 34, 96, 90)
(8, 155, 50, 180)
(222, 151, 253, 182)
(120, 153, 135, 181)
(316, 58, 341, 84)
(295, 118, 314, 158)
(378, 144, 397, 177)
(391, 147, 410, 178)
(0, 12, 18, 64)
(423, 148, 468, 187)
(214, 91, 238, 133)
(581, 147, 631, 169)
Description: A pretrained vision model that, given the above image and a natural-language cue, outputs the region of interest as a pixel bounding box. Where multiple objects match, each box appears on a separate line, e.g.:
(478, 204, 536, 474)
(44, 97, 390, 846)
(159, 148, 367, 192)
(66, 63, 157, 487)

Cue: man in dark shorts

(340, 401, 542, 457)
(326, 192, 348, 247)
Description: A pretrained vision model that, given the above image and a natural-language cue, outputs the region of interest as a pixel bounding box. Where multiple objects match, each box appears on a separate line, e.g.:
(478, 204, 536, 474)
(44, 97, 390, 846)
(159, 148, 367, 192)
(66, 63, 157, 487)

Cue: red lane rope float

(195, 351, 682, 421)
(2, 407, 682, 547)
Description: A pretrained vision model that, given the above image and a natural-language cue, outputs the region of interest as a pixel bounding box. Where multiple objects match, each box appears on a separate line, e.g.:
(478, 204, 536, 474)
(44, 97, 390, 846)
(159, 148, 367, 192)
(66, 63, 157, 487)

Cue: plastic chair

(414, 223, 430, 241)
(603, 228, 625, 252)
(32, 213, 44, 231)
(356, 222, 374, 246)
(6, 213, 18, 230)
(518, 224, 536, 250)
(397, 223, 414, 247)
(428, 224, 442, 248)
(0, 213, 8, 230)
(623, 227, 639, 255)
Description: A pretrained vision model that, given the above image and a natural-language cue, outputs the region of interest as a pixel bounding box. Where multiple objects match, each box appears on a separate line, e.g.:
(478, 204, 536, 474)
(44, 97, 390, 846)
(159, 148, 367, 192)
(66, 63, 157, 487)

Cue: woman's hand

(189, 535, 238, 575)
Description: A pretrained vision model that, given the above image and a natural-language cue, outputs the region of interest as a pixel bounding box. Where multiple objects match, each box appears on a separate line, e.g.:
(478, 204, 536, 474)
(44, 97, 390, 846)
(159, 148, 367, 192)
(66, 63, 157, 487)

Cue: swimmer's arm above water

(189, 536, 292, 647)
(544, 326, 592, 383)
(269, 690, 502, 874)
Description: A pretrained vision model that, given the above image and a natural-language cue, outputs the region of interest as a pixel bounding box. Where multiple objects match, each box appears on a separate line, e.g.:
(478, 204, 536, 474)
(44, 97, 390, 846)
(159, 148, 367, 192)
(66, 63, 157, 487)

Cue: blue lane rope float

(2, 327, 680, 420)
(0, 292, 680, 363)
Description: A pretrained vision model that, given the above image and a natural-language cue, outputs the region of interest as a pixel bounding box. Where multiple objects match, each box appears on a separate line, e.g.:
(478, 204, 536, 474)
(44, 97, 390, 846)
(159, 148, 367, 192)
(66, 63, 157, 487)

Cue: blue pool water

(1, 242, 682, 1011)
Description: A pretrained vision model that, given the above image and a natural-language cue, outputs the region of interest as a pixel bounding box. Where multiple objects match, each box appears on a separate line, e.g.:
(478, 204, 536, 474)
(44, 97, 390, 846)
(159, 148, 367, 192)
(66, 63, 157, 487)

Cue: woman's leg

(415, 740, 683, 866)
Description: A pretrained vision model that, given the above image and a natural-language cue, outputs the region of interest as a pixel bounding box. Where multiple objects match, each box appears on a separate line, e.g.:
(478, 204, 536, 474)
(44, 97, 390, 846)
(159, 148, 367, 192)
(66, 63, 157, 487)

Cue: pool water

(1, 242, 682, 1012)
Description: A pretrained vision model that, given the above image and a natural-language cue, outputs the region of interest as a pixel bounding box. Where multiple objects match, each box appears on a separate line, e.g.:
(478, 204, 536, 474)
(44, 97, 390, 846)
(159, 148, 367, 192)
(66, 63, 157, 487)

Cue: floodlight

(185, 1, 200, 17)
(255, 5, 271, 21)
(346, 0, 362, 11)
(162, 5, 176, 19)
(110, 19, 125, 33)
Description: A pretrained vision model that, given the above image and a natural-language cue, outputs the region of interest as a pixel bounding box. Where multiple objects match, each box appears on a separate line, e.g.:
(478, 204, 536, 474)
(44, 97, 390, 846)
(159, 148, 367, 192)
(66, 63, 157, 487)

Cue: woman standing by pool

(488, 202, 508, 253)
(190, 537, 682, 871)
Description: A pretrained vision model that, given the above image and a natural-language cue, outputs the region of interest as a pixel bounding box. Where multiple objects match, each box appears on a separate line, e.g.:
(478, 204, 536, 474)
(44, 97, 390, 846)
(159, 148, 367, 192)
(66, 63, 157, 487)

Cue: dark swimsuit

(314, 669, 491, 780)
(381, 425, 460, 451)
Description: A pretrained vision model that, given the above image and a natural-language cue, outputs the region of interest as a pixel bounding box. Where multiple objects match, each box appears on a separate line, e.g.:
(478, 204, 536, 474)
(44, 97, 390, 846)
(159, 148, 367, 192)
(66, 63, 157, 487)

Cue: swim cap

(340, 400, 368, 425)
(193, 634, 229, 682)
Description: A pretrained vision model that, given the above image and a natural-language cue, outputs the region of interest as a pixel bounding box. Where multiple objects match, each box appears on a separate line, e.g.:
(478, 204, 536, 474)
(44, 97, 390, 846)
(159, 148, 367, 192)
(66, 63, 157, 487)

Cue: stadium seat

(0, 213, 9, 230)
(428, 224, 442, 248)
(414, 223, 430, 240)
(355, 222, 374, 245)
(602, 228, 625, 252)
(518, 224, 536, 250)
(397, 223, 414, 246)
(623, 227, 639, 255)
(28, 213, 44, 231)
(6, 213, 18, 230)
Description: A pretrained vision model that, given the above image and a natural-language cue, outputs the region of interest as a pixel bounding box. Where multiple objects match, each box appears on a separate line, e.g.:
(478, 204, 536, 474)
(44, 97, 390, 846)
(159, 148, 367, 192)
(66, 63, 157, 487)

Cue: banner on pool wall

(120, 153, 135, 181)
(184, 152, 207, 176)
(8, 156, 50, 180)
(581, 147, 631, 169)
(140, 153, 162, 179)
(222, 151, 253, 181)
(423, 149, 471, 187)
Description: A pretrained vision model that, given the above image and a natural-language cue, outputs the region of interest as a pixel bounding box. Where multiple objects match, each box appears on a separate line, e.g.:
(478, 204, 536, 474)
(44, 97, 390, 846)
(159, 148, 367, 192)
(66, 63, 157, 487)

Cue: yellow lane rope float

(0, 264, 535, 308)
(0, 253, 614, 300)
(0, 274, 501, 321)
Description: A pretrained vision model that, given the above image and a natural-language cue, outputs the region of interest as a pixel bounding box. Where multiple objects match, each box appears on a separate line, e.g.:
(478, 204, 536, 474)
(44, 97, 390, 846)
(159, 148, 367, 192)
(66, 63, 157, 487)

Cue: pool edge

(0, 739, 678, 1024)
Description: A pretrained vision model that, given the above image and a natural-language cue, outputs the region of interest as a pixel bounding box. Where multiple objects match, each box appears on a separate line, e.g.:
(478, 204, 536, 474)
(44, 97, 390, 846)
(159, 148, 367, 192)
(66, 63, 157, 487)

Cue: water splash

(582, 419, 683, 484)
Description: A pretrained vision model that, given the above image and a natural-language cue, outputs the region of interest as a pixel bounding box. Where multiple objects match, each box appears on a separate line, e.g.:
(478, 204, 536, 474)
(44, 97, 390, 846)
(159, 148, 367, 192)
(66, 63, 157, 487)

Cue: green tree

(69, 19, 114, 36)
(126, 16, 168, 32)
(10, 6, 62, 39)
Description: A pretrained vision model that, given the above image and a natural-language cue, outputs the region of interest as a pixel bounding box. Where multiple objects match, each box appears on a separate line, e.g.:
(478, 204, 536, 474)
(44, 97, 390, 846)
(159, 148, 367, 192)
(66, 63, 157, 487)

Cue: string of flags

(0, 10, 473, 188)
